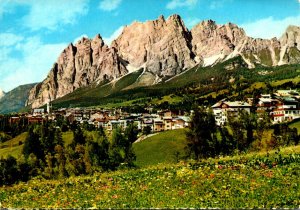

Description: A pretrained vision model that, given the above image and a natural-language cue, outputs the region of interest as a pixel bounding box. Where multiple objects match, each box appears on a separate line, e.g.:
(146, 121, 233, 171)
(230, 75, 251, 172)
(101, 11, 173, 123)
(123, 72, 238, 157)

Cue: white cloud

(209, 0, 232, 10)
(103, 26, 124, 46)
(166, 0, 198, 9)
(0, 33, 23, 46)
(0, 0, 11, 19)
(185, 17, 201, 29)
(0, 34, 66, 92)
(99, 0, 122, 11)
(73, 34, 89, 44)
(241, 15, 300, 39)
(22, 0, 89, 31)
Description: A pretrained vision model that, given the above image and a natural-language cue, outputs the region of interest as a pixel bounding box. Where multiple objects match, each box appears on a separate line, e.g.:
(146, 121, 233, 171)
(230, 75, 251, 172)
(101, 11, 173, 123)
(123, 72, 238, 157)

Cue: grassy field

(0, 131, 74, 158)
(271, 76, 300, 87)
(0, 147, 299, 208)
(289, 119, 300, 134)
(62, 131, 74, 146)
(149, 94, 183, 105)
(0, 127, 300, 208)
(244, 82, 267, 92)
(133, 129, 188, 167)
(0, 129, 188, 164)
(0, 130, 100, 158)
(0, 132, 27, 158)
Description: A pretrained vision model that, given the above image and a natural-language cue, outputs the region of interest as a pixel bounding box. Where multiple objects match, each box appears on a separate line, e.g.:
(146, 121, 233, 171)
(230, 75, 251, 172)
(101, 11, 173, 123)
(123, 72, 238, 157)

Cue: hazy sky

(0, 0, 299, 92)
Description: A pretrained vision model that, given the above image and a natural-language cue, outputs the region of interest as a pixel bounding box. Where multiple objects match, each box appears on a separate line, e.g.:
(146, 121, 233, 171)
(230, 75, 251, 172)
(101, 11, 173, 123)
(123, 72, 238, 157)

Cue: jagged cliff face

(111, 15, 196, 76)
(191, 20, 246, 66)
(27, 35, 128, 108)
(27, 14, 300, 108)
(279, 25, 300, 64)
(190, 20, 284, 67)
(236, 37, 281, 67)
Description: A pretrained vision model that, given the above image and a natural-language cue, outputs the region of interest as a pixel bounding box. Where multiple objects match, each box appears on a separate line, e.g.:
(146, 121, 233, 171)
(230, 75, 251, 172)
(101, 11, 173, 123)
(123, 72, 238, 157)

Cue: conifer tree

(186, 106, 217, 159)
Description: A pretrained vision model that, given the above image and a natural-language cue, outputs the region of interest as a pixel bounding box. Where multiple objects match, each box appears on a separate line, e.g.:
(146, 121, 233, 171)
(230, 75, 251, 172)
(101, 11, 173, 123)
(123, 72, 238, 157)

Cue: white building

(272, 97, 300, 123)
(32, 108, 45, 116)
(212, 100, 251, 126)
(274, 89, 300, 98)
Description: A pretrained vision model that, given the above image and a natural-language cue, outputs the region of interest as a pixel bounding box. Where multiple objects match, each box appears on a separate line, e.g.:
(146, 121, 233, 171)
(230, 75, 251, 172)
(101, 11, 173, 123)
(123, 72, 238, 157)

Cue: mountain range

(4, 14, 300, 110)
(0, 84, 36, 114)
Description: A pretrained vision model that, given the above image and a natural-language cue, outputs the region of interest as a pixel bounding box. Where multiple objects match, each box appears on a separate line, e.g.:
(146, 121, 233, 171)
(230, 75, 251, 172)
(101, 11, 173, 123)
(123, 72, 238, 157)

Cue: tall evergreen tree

(125, 123, 139, 143)
(72, 126, 85, 147)
(186, 106, 217, 159)
(23, 126, 44, 161)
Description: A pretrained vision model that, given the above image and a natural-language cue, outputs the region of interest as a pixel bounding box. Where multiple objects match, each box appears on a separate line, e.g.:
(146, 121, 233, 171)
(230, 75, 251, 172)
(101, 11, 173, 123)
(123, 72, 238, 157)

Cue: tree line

(186, 106, 300, 159)
(0, 121, 138, 185)
(1, 105, 300, 185)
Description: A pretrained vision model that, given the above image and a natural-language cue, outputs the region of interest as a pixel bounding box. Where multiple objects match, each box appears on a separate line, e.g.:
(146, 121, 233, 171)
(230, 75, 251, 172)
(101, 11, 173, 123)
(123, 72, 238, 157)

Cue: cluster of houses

(2, 89, 300, 132)
(212, 89, 300, 126)
(10, 107, 191, 133)
(67, 109, 191, 132)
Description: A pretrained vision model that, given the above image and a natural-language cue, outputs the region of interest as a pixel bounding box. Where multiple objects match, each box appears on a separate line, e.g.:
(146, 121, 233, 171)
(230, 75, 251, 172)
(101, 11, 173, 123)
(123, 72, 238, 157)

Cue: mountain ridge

(0, 84, 36, 114)
(26, 14, 300, 108)
(0, 89, 5, 100)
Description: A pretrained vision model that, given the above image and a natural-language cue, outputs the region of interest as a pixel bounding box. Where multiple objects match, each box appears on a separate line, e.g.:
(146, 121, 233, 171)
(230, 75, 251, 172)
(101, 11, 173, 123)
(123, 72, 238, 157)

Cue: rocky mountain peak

(93, 34, 105, 44)
(0, 88, 5, 100)
(278, 25, 300, 65)
(199, 19, 217, 28)
(167, 14, 183, 23)
(225, 22, 239, 28)
(91, 34, 106, 60)
(76, 36, 89, 44)
(27, 31, 128, 108)
(158, 15, 165, 21)
(280, 25, 300, 49)
(191, 20, 246, 66)
(112, 14, 195, 77)
(286, 25, 300, 33)
(66, 43, 75, 52)
(26, 14, 300, 108)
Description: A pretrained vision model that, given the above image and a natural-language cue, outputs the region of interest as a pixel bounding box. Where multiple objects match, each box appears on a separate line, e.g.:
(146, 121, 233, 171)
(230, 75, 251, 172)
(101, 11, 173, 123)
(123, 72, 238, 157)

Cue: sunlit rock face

(27, 14, 300, 108)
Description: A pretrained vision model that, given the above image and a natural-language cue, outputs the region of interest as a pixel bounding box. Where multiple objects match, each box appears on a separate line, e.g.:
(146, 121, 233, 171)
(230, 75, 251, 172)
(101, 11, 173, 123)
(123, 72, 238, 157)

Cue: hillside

(0, 84, 36, 114)
(49, 56, 300, 109)
(0, 131, 74, 158)
(0, 132, 27, 158)
(133, 129, 188, 167)
(288, 119, 300, 134)
(1, 147, 299, 208)
(52, 69, 144, 108)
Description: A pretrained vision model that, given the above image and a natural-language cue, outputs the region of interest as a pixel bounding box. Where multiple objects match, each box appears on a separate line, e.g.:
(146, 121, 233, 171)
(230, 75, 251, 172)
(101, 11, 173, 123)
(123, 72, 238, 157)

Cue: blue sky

(0, 0, 299, 92)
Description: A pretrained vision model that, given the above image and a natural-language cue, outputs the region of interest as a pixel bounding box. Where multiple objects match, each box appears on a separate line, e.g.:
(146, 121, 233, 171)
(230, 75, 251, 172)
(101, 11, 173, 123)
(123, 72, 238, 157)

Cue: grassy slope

(271, 76, 300, 86)
(62, 131, 74, 146)
(0, 131, 74, 158)
(0, 130, 111, 158)
(0, 132, 27, 158)
(149, 94, 183, 105)
(133, 129, 187, 167)
(0, 147, 299, 208)
(0, 128, 191, 167)
(1, 120, 300, 161)
(289, 120, 300, 134)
